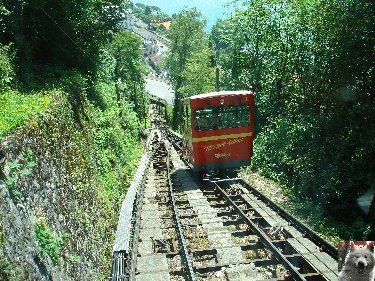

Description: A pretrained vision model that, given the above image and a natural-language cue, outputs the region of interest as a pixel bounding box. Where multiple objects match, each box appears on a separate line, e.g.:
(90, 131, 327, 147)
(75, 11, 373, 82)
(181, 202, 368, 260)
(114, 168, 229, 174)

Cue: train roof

(189, 90, 253, 100)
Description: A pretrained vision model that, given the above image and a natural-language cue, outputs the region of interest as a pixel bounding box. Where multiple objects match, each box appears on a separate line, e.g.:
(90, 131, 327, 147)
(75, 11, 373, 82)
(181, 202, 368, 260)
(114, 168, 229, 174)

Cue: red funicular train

(180, 91, 255, 178)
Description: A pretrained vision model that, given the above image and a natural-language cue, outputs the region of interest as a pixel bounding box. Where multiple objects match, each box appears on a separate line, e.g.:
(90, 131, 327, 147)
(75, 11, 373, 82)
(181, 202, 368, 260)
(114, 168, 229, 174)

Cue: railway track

(110, 126, 338, 280)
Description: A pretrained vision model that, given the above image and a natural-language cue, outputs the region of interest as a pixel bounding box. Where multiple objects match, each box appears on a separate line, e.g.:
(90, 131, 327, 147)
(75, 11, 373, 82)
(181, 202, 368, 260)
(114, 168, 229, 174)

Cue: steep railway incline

(110, 126, 338, 280)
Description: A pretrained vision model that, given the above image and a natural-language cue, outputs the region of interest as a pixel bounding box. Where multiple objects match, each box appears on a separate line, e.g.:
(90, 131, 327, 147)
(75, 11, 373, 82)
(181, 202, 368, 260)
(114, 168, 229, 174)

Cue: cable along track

(121, 128, 338, 281)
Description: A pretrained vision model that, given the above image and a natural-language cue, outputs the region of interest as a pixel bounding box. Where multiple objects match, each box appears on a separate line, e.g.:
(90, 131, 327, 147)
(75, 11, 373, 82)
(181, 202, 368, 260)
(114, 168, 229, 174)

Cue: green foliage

(4, 149, 37, 203)
(0, 1, 149, 276)
(243, 171, 373, 243)
(165, 105, 174, 128)
(19, 81, 143, 276)
(0, 44, 15, 90)
(0, 222, 19, 281)
(88, 67, 143, 270)
(0, 256, 18, 281)
(286, 192, 372, 242)
(92, 86, 142, 190)
(110, 31, 144, 83)
(34, 218, 67, 265)
(133, 3, 170, 28)
(107, 31, 149, 125)
(215, 0, 375, 234)
(1, 0, 125, 79)
(59, 69, 88, 95)
(0, 29, 146, 275)
(0, 1, 10, 33)
(164, 7, 207, 129)
(180, 47, 216, 97)
(68, 255, 80, 264)
(0, 90, 51, 138)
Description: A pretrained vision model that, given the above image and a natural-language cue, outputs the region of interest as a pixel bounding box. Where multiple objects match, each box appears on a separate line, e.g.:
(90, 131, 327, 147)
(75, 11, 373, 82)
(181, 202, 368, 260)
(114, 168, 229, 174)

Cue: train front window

(194, 105, 250, 131)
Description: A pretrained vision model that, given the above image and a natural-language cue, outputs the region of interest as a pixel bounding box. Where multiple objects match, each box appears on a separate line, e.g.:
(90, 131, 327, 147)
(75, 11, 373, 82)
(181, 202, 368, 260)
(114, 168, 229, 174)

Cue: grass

(0, 90, 51, 138)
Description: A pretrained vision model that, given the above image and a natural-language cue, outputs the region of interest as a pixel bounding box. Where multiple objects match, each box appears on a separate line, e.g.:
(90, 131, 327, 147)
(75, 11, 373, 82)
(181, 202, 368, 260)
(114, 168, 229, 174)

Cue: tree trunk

(172, 94, 180, 131)
(115, 80, 122, 117)
(133, 82, 138, 116)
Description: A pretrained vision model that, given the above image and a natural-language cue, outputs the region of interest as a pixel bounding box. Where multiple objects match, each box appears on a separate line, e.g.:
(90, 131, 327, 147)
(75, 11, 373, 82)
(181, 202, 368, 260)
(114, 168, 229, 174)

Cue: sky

(133, 0, 237, 31)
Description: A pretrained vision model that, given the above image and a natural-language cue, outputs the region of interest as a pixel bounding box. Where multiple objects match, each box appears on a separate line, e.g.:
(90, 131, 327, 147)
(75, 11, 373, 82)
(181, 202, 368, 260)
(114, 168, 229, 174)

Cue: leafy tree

(109, 30, 148, 124)
(1, 0, 124, 80)
(164, 7, 206, 130)
(144, 6, 151, 15)
(0, 0, 15, 90)
(0, 0, 10, 33)
(0, 43, 15, 90)
(180, 47, 216, 97)
(132, 3, 168, 28)
(211, 19, 229, 54)
(150, 6, 161, 14)
(134, 3, 146, 10)
(214, 0, 375, 237)
(110, 31, 143, 84)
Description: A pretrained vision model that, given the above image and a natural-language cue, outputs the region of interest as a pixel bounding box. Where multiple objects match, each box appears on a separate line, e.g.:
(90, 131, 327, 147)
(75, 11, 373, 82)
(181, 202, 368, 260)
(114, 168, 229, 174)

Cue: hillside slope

(0, 89, 143, 280)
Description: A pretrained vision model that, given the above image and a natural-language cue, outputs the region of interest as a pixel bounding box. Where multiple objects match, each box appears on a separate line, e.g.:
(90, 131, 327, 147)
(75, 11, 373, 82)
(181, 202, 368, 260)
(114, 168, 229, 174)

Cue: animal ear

(350, 241, 356, 248)
(367, 241, 375, 252)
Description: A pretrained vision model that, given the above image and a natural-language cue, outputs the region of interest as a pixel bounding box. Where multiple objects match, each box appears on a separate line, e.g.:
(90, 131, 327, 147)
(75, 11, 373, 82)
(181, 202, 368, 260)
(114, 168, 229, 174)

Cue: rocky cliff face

(0, 94, 135, 280)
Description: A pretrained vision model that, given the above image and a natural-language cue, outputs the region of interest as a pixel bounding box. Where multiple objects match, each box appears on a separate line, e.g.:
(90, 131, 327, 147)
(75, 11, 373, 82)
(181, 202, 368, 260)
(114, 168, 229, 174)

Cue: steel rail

(166, 152, 196, 281)
(161, 126, 336, 279)
(162, 125, 182, 152)
(110, 251, 126, 281)
(239, 180, 337, 260)
(163, 126, 336, 260)
(212, 181, 307, 281)
(219, 177, 339, 279)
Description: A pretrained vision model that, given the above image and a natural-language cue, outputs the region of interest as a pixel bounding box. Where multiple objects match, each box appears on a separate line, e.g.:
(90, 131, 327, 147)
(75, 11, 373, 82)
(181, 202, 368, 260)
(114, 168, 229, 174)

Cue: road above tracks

(145, 76, 174, 105)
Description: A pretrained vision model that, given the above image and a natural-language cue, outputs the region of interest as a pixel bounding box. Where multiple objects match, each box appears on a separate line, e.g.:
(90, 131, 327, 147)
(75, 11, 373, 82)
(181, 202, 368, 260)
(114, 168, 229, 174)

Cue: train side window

(224, 105, 250, 127)
(194, 105, 250, 131)
(194, 108, 211, 130)
(221, 106, 237, 128)
(240, 105, 250, 126)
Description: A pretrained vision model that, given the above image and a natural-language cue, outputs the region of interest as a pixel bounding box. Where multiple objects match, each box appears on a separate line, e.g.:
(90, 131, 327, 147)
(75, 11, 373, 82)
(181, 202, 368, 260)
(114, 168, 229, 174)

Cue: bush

(0, 90, 51, 138)
(0, 44, 16, 90)
(252, 114, 337, 201)
(34, 218, 67, 265)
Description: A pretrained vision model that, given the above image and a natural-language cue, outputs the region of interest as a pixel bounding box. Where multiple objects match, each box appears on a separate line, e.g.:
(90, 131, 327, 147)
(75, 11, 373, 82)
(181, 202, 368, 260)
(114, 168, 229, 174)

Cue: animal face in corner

(340, 242, 375, 281)
(346, 246, 374, 274)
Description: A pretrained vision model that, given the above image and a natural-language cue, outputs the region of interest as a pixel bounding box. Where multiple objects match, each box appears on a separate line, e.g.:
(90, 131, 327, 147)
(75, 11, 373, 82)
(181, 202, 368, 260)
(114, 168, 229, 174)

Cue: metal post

(215, 67, 220, 92)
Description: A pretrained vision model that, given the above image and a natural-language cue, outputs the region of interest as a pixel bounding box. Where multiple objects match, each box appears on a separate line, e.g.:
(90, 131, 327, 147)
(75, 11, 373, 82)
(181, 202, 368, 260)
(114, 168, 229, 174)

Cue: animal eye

(364, 255, 367, 258)
(356, 256, 359, 258)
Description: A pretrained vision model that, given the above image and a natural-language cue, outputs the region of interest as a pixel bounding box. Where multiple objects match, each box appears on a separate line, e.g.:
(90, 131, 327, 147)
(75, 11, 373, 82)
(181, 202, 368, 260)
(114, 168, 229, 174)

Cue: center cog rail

(166, 152, 196, 281)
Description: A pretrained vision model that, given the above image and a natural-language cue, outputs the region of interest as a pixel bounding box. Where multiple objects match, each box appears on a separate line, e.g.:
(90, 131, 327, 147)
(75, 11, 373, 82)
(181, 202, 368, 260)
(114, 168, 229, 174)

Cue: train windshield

(194, 105, 250, 131)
